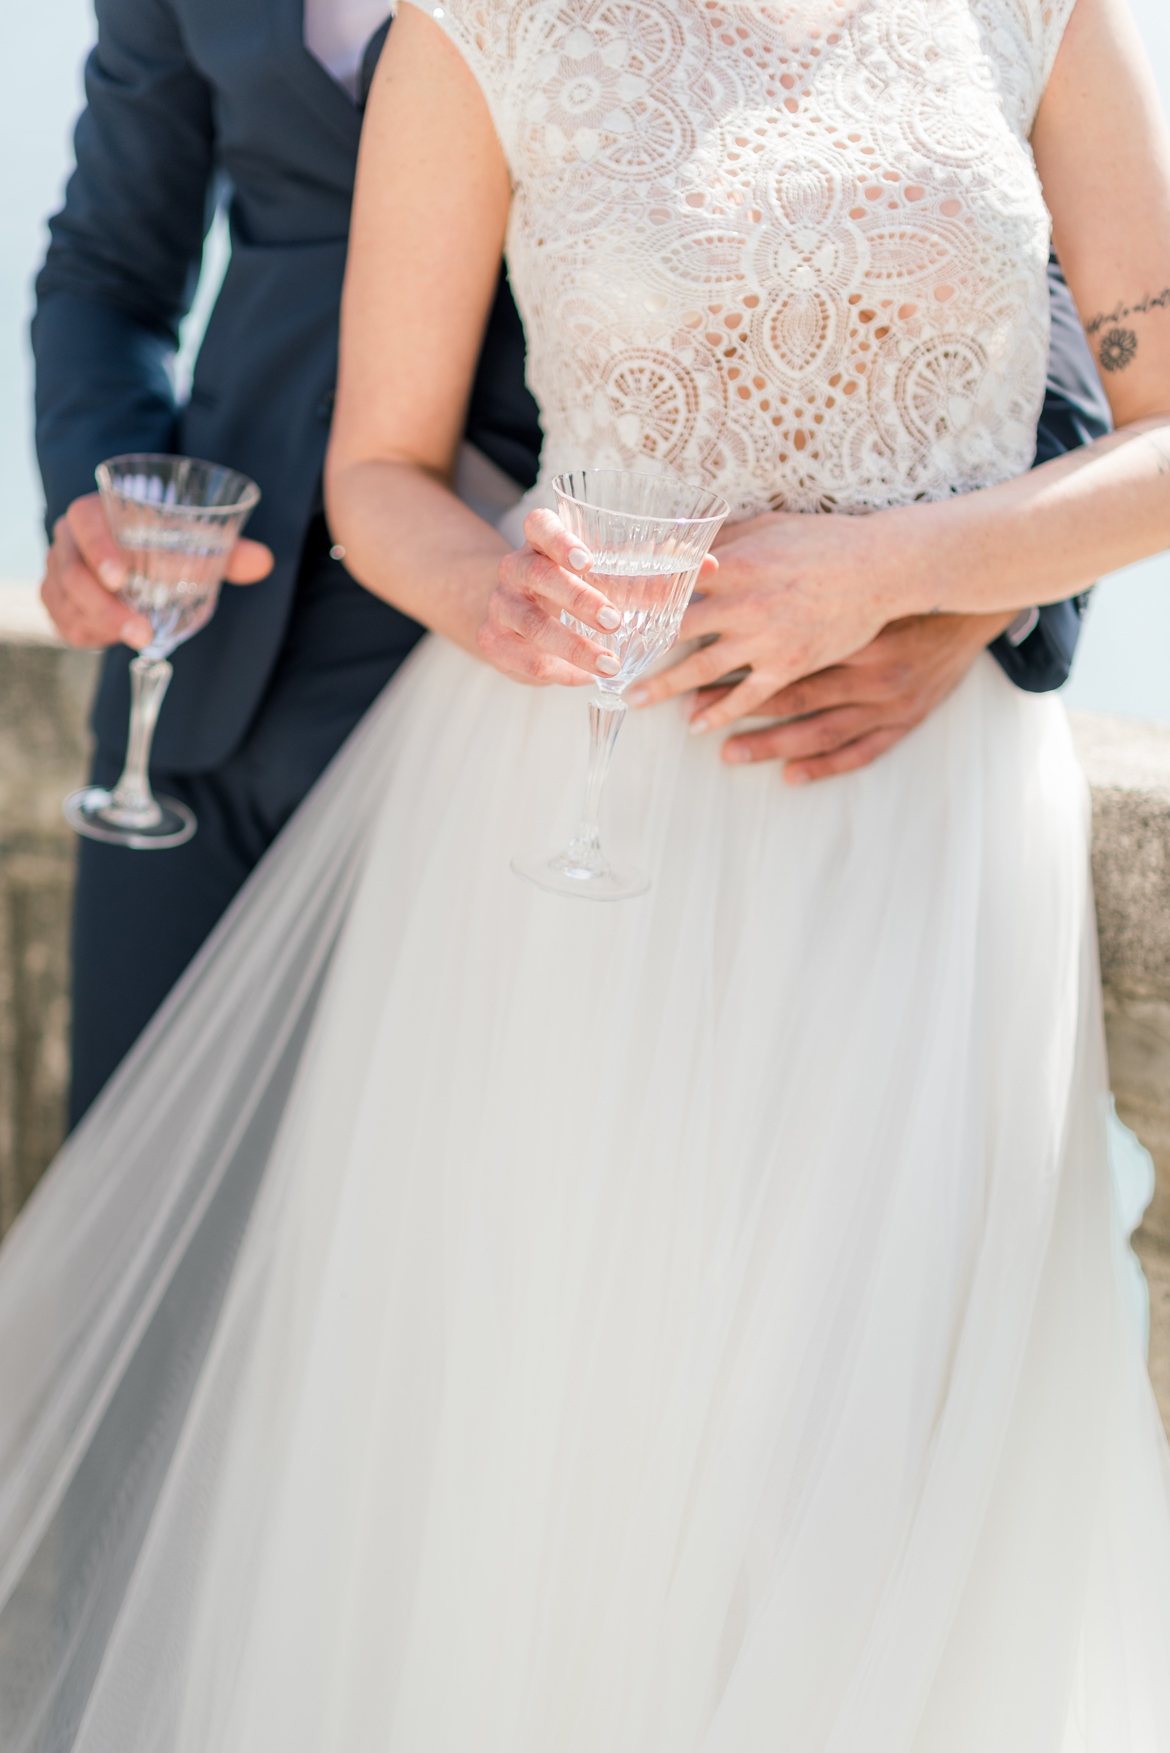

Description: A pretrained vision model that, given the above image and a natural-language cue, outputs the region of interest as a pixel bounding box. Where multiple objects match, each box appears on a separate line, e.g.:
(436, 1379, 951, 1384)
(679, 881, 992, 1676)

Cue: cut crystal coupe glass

(513, 470, 728, 901)
(64, 454, 260, 850)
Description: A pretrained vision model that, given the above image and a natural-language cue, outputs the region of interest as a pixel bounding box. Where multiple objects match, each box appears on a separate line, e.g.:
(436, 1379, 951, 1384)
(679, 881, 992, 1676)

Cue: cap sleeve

(1036, 0, 1079, 101)
(972, 0, 1079, 136)
(393, 0, 517, 175)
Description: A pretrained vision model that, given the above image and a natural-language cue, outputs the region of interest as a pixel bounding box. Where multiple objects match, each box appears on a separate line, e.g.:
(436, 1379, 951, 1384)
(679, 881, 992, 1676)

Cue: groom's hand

(41, 491, 274, 650)
(699, 610, 1016, 783)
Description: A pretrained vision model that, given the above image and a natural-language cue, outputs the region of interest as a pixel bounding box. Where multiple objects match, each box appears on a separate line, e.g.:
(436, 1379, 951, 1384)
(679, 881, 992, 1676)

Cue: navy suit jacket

(33, 0, 540, 773)
(33, 0, 1110, 773)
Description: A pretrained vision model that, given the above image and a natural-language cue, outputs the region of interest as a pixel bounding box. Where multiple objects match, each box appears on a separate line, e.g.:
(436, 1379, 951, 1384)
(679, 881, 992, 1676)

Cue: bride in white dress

(3, 0, 1170, 1747)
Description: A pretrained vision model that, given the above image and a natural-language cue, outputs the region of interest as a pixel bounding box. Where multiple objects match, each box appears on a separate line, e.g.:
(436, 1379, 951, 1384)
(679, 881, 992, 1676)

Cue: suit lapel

(267, 0, 363, 152)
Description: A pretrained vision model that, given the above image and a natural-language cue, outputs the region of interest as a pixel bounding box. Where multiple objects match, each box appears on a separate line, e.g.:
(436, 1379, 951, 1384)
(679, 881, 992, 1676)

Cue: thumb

(225, 537, 275, 584)
(67, 493, 127, 592)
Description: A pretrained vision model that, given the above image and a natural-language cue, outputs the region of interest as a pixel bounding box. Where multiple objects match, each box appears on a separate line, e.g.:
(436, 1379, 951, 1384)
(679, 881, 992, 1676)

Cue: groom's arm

(33, 0, 215, 526)
(31, 0, 249, 647)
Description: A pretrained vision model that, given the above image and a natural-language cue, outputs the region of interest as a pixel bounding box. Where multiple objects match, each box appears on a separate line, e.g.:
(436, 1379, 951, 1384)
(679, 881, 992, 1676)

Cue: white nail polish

(596, 652, 621, 675)
(597, 605, 621, 630)
(627, 687, 649, 707)
(568, 547, 591, 571)
(690, 717, 709, 735)
(99, 561, 125, 589)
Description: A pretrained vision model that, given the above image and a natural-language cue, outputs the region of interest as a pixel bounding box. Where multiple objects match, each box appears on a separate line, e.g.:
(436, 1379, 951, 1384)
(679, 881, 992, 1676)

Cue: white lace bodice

(402, 0, 1076, 518)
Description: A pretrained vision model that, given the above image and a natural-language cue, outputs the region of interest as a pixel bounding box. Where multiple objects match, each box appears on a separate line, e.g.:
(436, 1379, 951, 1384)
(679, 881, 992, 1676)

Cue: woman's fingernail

(99, 560, 125, 589)
(723, 743, 751, 764)
(627, 687, 649, 707)
(120, 619, 147, 646)
(690, 716, 709, 736)
(596, 651, 621, 676)
(787, 766, 810, 785)
(568, 547, 592, 571)
(597, 605, 621, 630)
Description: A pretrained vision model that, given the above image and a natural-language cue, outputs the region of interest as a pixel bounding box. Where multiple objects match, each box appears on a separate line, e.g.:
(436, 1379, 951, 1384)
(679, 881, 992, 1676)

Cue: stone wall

(1, 622, 1168, 1433)
(0, 634, 98, 1232)
(1074, 711, 1170, 1427)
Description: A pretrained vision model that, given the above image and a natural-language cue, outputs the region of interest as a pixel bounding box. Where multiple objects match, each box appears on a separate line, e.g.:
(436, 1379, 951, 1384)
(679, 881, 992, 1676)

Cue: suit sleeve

(988, 256, 1112, 693)
(32, 0, 215, 531)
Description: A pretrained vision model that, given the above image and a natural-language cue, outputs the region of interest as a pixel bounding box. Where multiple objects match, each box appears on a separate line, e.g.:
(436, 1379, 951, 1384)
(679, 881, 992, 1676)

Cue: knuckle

(516, 598, 547, 643)
(523, 509, 560, 552)
(527, 554, 557, 594)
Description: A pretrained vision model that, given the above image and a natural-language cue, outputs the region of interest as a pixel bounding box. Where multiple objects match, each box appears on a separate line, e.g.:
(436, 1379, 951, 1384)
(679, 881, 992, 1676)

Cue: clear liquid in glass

(561, 551, 701, 694)
(116, 525, 231, 660)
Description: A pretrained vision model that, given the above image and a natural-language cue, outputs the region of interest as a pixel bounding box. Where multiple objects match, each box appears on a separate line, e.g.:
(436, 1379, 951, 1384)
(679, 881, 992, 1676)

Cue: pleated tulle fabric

(1, 637, 1169, 1752)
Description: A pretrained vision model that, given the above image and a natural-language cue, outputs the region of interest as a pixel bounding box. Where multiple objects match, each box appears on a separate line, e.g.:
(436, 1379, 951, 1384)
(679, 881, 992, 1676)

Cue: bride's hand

(477, 508, 627, 688)
(628, 509, 898, 731)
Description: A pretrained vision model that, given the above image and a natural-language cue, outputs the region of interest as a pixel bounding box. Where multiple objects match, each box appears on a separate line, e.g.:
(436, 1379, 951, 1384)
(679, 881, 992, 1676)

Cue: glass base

(511, 848, 650, 902)
(64, 787, 197, 850)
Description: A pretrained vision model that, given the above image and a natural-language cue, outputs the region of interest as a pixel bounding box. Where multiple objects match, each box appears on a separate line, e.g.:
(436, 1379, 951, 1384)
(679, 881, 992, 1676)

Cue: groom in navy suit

(34, 0, 1110, 1124)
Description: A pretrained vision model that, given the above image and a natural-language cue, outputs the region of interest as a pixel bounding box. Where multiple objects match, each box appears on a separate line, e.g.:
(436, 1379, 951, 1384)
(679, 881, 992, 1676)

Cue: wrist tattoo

(1086, 287, 1170, 374)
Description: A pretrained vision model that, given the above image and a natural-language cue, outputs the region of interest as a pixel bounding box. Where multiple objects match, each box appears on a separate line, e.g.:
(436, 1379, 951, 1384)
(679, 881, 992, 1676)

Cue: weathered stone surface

(1105, 991, 1170, 1426)
(0, 629, 99, 1231)
(1071, 711, 1170, 992)
(1071, 713, 1170, 1430)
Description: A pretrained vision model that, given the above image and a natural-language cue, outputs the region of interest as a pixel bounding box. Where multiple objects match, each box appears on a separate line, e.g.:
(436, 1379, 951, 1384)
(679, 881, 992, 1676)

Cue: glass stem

(570, 689, 626, 858)
(106, 655, 173, 828)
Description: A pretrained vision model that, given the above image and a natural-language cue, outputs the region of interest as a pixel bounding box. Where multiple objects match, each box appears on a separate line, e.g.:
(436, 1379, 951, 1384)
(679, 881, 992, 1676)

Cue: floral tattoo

(1098, 327, 1138, 373)
(1085, 287, 1170, 374)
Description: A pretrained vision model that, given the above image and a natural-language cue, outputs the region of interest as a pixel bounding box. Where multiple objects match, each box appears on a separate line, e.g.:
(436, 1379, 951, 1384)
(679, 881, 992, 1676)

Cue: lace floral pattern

(404, 0, 1077, 517)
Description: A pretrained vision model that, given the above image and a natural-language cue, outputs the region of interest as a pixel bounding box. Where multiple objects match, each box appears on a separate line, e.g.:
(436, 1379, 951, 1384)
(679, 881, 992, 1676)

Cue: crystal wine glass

(64, 454, 260, 849)
(513, 470, 728, 901)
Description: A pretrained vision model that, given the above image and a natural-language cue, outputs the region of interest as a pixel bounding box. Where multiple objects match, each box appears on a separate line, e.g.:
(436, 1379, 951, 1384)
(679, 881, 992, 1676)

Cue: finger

(741, 666, 872, 721)
(627, 637, 757, 709)
(721, 705, 881, 766)
(690, 684, 735, 718)
(41, 561, 149, 649)
(44, 527, 151, 648)
(499, 546, 622, 636)
(225, 538, 274, 584)
(783, 725, 907, 785)
(40, 570, 97, 647)
(677, 588, 751, 642)
(490, 582, 623, 679)
(522, 508, 596, 577)
(476, 620, 599, 688)
(66, 493, 127, 591)
(687, 666, 799, 732)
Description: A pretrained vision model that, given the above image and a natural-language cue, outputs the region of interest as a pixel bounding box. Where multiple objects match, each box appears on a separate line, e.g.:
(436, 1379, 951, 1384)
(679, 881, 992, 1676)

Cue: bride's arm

(638, 0, 1170, 727)
(325, 5, 625, 688)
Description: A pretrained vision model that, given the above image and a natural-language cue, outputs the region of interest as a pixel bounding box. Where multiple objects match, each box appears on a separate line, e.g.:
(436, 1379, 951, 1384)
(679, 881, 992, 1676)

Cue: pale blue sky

(1, 0, 1168, 720)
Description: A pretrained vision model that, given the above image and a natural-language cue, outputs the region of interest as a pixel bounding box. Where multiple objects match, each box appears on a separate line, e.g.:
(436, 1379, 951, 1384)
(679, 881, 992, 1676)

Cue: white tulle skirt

(1, 638, 1168, 1753)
